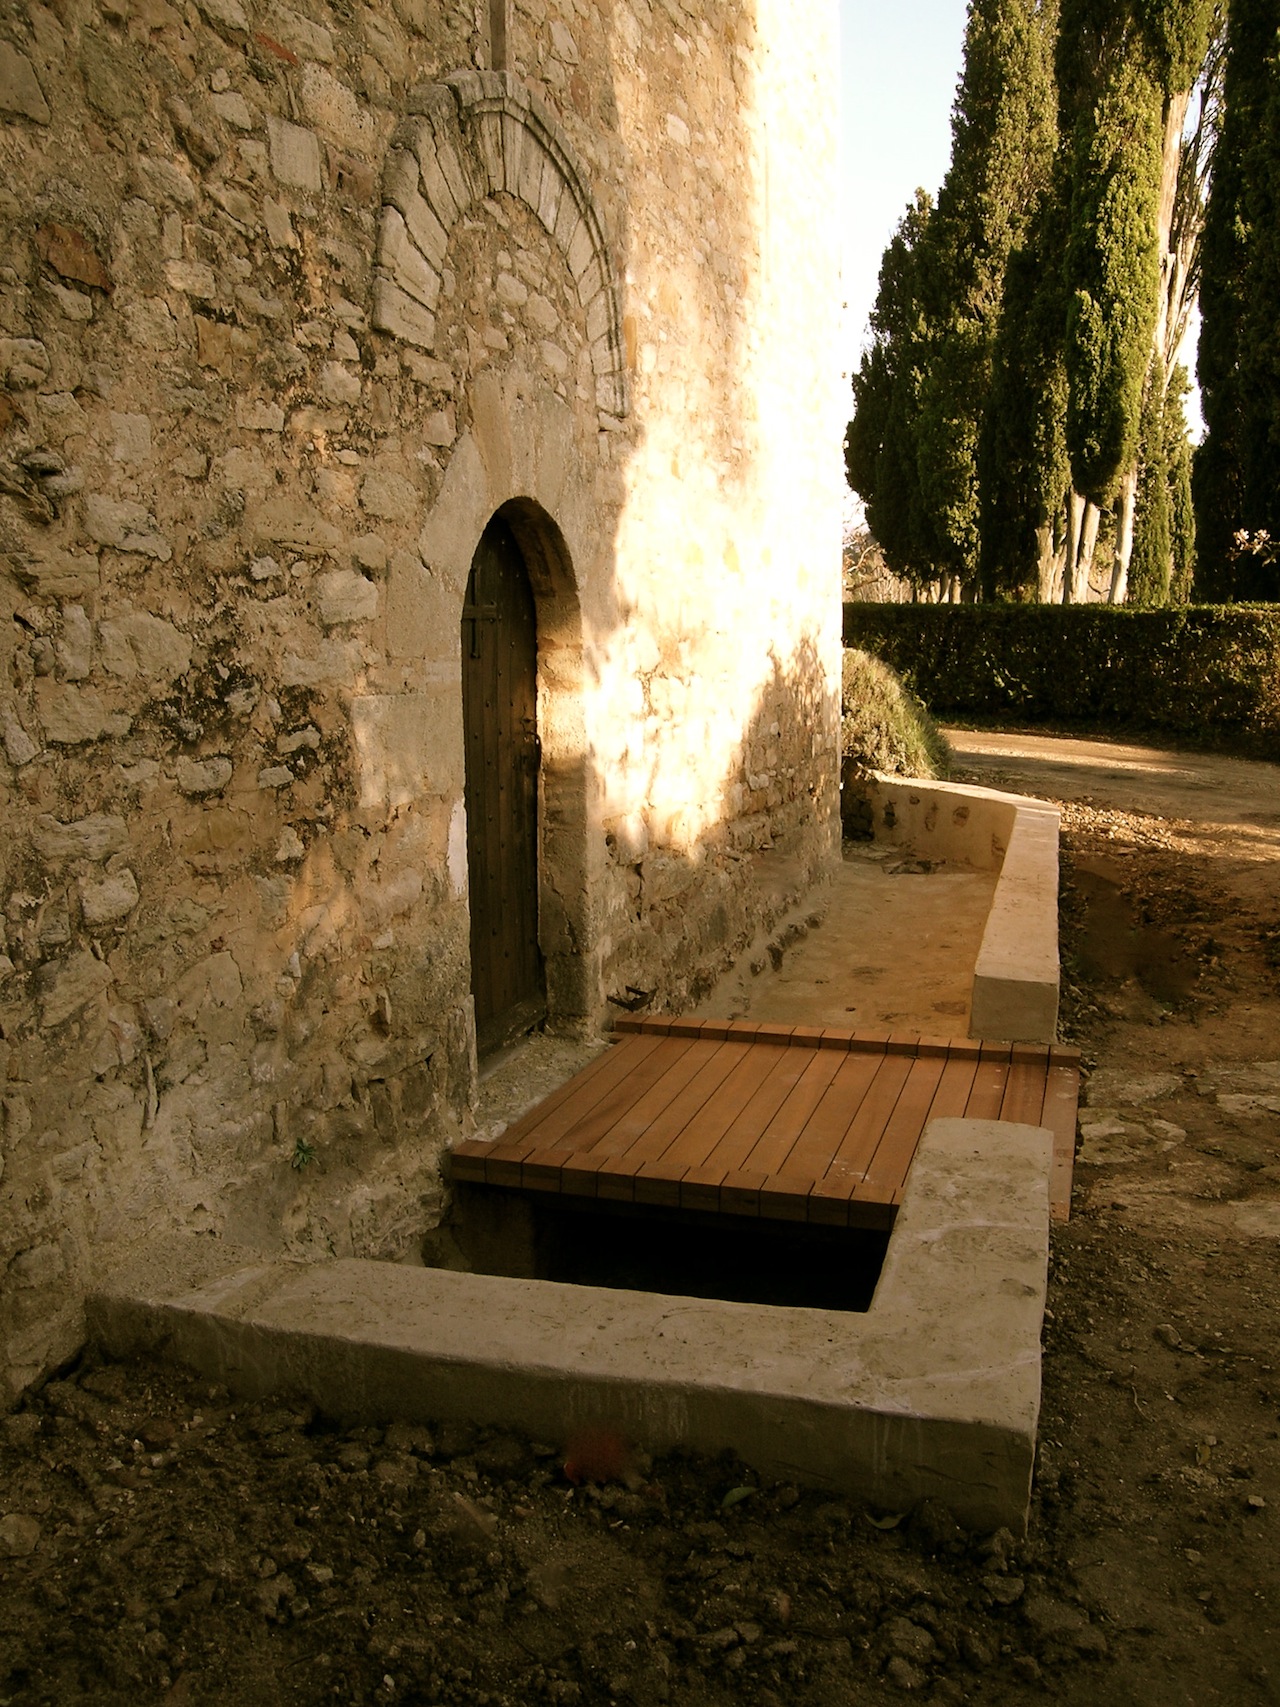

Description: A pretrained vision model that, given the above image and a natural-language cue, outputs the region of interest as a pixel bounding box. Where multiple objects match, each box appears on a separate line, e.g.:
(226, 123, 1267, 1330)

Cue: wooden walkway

(450, 1018, 1079, 1231)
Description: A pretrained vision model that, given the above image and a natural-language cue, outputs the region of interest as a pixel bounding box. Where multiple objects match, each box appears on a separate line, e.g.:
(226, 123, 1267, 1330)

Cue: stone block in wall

(175, 757, 233, 797)
(384, 552, 455, 663)
(98, 613, 192, 684)
(279, 639, 361, 687)
(269, 4, 336, 64)
(317, 362, 361, 406)
(34, 683, 131, 745)
(371, 276, 435, 350)
(2, 713, 38, 767)
(35, 224, 112, 294)
(267, 116, 323, 192)
(0, 41, 50, 124)
(317, 569, 378, 627)
(235, 398, 287, 431)
(300, 64, 379, 157)
(80, 31, 145, 125)
(83, 496, 171, 559)
(351, 692, 454, 809)
(132, 157, 197, 209)
(378, 209, 442, 312)
(196, 0, 249, 32)
(36, 950, 113, 1029)
(360, 467, 420, 524)
(8, 549, 99, 599)
(250, 497, 344, 554)
(0, 337, 49, 388)
(31, 813, 128, 863)
(55, 607, 93, 680)
(78, 871, 139, 927)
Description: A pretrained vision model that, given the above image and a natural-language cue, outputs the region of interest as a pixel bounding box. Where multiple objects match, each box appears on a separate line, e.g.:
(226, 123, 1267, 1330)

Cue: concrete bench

(851, 774, 1060, 1045)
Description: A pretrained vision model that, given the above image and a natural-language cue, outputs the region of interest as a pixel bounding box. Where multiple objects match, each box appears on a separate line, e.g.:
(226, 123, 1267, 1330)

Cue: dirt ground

(3, 730, 1280, 1706)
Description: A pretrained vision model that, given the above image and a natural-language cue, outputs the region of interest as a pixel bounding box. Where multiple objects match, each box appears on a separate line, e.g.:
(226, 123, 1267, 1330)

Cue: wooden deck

(450, 1018, 1079, 1231)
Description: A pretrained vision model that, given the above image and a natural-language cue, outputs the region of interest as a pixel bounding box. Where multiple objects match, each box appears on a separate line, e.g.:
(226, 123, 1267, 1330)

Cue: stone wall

(0, 0, 844, 1401)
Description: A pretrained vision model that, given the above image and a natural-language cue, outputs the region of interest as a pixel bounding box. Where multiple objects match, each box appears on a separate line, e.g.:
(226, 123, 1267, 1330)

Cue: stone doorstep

(862, 775, 1061, 1046)
(88, 1117, 1051, 1535)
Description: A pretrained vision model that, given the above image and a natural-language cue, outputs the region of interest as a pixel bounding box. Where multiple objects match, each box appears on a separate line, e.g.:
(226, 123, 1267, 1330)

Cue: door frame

(463, 499, 593, 1048)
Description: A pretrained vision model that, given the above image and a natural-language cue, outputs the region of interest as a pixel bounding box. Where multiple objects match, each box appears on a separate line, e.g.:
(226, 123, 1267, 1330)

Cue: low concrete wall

(853, 775, 1060, 1045)
(88, 1116, 1052, 1534)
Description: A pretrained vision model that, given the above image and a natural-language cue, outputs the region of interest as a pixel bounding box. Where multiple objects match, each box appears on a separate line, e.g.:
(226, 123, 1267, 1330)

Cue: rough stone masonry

(0, 0, 844, 1403)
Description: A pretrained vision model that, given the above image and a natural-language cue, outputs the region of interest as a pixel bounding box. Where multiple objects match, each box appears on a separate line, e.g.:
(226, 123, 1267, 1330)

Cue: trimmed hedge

(843, 604, 1280, 747)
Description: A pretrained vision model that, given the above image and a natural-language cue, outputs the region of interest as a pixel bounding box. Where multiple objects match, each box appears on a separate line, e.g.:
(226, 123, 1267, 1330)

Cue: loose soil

(3, 734, 1280, 1706)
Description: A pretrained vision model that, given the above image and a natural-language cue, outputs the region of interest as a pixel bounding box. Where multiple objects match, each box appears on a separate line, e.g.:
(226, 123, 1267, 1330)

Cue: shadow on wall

(594, 633, 837, 1021)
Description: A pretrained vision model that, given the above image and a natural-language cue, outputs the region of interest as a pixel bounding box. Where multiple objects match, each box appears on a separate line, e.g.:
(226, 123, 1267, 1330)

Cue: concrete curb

(89, 1117, 1051, 1534)
(856, 774, 1060, 1044)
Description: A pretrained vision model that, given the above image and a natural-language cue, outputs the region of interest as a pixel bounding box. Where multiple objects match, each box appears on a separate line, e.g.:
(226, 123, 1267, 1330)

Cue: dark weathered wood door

(462, 515, 545, 1056)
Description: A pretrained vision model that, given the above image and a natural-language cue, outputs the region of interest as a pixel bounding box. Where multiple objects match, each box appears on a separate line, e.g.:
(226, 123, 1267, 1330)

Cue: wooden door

(462, 515, 545, 1056)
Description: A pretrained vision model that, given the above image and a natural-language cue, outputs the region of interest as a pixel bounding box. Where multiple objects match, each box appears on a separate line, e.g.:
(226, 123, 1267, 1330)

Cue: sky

(838, 0, 969, 383)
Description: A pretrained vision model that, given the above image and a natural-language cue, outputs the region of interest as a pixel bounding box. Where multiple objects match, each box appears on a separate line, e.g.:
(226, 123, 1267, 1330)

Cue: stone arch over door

(372, 70, 629, 420)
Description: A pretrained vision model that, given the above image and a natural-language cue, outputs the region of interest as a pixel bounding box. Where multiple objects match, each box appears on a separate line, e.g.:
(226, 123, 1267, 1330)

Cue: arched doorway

(462, 513, 546, 1057)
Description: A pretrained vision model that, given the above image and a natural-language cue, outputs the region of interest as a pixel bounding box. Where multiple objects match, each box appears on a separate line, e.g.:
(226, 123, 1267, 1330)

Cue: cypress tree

(1128, 375, 1173, 604)
(845, 192, 936, 585)
(1164, 364, 1197, 602)
(1057, 8, 1166, 508)
(1055, 1, 1218, 602)
(913, 0, 1059, 592)
(979, 205, 1071, 598)
(1196, 0, 1280, 599)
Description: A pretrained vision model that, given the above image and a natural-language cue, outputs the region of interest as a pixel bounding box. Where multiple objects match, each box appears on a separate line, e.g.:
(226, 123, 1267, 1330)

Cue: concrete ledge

(855, 775, 1060, 1044)
(88, 1117, 1051, 1534)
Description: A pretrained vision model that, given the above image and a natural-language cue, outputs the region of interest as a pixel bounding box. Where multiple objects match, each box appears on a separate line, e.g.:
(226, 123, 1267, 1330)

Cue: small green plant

(840, 647, 951, 779)
(290, 1136, 316, 1171)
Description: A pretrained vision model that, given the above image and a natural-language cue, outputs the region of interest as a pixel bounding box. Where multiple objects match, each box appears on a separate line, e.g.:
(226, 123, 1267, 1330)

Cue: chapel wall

(0, 0, 843, 1404)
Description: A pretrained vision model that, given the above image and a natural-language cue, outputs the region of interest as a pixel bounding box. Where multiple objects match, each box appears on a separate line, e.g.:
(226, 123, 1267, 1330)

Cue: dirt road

(2, 729, 1279, 1705)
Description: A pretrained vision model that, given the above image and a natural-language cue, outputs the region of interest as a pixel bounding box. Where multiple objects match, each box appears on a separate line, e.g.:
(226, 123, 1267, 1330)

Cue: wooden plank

(719, 1167, 770, 1217)
(963, 1044, 1012, 1121)
(652, 1041, 795, 1178)
(587, 1037, 737, 1201)
(736, 1044, 851, 1180)
(847, 1198, 896, 1233)
(447, 1146, 489, 1184)
(618, 1015, 673, 1036)
(550, 1035, 696, 1155)
(1000, 1058, 1050, 1127)
(500, 1033, 664, 1150)
(945, 1039, 984, 1060)
(788, 1025, 829, 1050)
(772, 1048, 887, 1193)
(519, 1146, 578, 1191)
(922, 1051, 981, 1124)
(856, 1051, 947, 1207)
(452, 1024, 1075, 1233)
(819, 1050, 916, 1205)
(607, 1039, 746, 1179)
(1041, 1061, 1080, 1222)
(678, 1161, 728, 1214)
(757, 1173, 815, 1222)
(695, 1042, 834, 1184)
(752, 1022, 796, 1047)
(630, 1156, 685, 1207)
